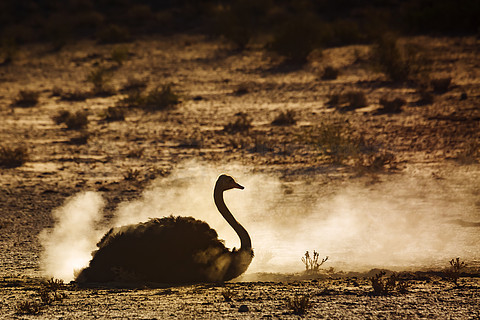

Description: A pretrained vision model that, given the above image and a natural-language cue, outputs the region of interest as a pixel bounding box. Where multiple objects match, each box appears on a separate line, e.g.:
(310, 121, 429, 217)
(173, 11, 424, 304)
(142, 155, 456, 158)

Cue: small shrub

(376, 97, 406, 114)
(121, 77, 148, 93)
(111, 46, 130, 66)
(444, 257, 465, 286)
(272, 109, 296, 126)
(104, 106, 126, 122)
(0, 37, 17, 65)
(269, 15, 322, 64)
(221, 287, 235, 302)
(345, 91, 368, 110)
(142, 85, 179, 111)
(301, 251, 328, 274)
(0, 145, 28, 168)
(321, 66, 339, 80)
(369, 271, 409, 295)
(223, 112, 252, 133)
(14, 90, 40, 107)
(53, 110, 88, 130)
(124, 168, 141, 181)
(372, 34, 422, 82)
(127, 148, 144, 158)
(97, 24, 131, 44)
(87, 66, 114, 95)
(42, 278, 65, 291)
(287, 294, 312, 315)
(431, 77, 451, 94)
(15, 300, 41, 315)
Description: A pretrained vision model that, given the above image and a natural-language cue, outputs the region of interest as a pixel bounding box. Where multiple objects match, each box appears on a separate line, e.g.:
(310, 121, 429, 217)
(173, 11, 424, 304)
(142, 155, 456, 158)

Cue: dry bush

(272, 109, 296, 126)
(301, 251, 328, 274)
(121, 77, 148, 93)
(431, 77, 451, 94)
(122, 85, 179, 111)
(15, 300, 42, 315)
(124, 168, 141, 181)
(0, 145, 28, 168)
(104, 106, 126, 122)
(321, 65, 339, 80)
(87, 66, 114, 95)
(444, 257, 466, 286)
(376, 97, 406, 114)
(223, 112, 252, 133)
(14, 90, 40, 107)
(370, 271, 409, 295)
(269, 15, 323, 64)
(127, 148, 144, 158)
(52, 110, 88, 130)
(287, 294, 312, 315)
(96, 24, 131, 44)
(111, 46, 130, 66)
(221, 287, 235, 302)
(372, 34, 425, 82)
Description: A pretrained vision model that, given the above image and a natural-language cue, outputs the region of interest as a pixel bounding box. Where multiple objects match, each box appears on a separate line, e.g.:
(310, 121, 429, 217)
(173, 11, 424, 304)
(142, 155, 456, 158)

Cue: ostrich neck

(214, 187, 252, 250)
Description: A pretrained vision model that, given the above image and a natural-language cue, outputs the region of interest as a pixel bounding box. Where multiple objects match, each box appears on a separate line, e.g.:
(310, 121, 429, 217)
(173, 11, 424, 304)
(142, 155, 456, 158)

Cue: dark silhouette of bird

(75, 174, 253, 284)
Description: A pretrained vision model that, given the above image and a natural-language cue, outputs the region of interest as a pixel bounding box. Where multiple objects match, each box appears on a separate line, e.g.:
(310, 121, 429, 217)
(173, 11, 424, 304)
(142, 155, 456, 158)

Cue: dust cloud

(40, 161, 480, 281)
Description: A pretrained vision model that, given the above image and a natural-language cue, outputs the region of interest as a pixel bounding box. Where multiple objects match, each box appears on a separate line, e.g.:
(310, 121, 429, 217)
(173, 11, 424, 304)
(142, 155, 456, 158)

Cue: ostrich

(75, 174, 253, 283)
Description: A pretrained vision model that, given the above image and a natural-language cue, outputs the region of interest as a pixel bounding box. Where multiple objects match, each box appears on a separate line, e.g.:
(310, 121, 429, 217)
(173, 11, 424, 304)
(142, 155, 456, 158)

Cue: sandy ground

(0, 34, 479, 318)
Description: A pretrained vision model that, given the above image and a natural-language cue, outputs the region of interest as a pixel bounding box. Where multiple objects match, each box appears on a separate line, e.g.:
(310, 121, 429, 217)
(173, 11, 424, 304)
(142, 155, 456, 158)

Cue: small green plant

(15, 300, 42, 315)
(445, 257, 466, 286)
(272, 109, 296, 126)
(13, 90, 40, 108)
(301, 251, 328, 274)
(223, 112, 252, 133)
(321, 66, 339, 80)
(0, 145, 28, 168)
(53, 110, 89, 130)
(287, 294, 312, 315)
(111, 46, 130, 66)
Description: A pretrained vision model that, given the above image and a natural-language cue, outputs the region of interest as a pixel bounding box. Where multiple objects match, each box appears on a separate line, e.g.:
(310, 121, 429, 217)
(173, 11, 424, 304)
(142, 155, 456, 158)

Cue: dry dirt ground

(0, 34, 479, 318)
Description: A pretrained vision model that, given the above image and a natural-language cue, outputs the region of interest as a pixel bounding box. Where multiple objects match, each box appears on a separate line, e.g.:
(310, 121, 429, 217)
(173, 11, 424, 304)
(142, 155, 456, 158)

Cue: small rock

(238, 305, 249, 312)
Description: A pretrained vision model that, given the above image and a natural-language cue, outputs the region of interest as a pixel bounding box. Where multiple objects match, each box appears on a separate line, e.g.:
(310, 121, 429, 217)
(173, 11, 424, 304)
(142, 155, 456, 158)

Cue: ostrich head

(216, 174, 244, 191)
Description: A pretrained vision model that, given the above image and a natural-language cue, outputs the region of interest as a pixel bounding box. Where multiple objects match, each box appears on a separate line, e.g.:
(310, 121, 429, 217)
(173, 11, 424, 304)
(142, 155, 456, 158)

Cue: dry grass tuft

(272, 109, 296, 126)
(52, 110, 89, 130)
(0, 145, 28, 168)
(13, 90, 40, 107)
(287, 294, 312, 315)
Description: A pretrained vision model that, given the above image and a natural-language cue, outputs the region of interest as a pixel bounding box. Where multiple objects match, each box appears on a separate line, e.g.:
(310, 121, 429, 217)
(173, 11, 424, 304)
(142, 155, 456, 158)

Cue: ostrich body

(76, 175, 253, 283)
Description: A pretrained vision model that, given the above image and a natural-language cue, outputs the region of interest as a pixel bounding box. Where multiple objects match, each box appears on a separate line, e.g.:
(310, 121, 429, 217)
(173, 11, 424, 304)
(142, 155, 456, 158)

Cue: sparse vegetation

(372, 34, 424, 82)
(104, 106, 126, 122)
(15, 300, 42, 315)
(272, 109, 296, 126)
(127, 148, 144, 158)
(370, 271, 409, 295)
(0, 145, 28, 168)
(52, 110, 89, 130)
(124, 168, 141, 181)
(13, 90, 40, 107)
(301, 251, 328, 274)
(444, 258, 466, 286)
(121, 84, 179, 111)
(221, 287, 235, 302)
(223, 112, 252, 133)
(287, 294, 312, 315)
(87, 66, 114, 95)
(14, 278, 66, 315)
(321, 66, 339, 80)
(376, 97, 406, 114)
(111, 46, 130, 66)
(327, 91, 368, 110)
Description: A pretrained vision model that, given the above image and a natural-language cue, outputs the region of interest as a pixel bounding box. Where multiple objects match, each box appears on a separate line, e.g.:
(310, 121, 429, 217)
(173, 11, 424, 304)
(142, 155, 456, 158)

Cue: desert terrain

(0, 9, 479, 319)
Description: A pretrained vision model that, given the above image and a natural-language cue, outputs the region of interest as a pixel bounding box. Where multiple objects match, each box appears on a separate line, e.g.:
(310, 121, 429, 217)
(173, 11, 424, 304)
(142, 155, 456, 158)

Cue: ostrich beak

(233, 182, 244, 190)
